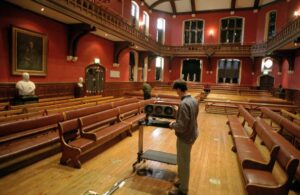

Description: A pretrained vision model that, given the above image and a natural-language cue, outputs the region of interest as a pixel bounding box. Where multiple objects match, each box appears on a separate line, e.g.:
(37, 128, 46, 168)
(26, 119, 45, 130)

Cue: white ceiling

(144, 0, 279, 14)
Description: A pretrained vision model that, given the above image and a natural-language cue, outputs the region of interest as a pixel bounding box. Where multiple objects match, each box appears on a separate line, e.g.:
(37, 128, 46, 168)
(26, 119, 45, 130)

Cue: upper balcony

(251, 17, 300, 57)
(33, 0, 252, 57)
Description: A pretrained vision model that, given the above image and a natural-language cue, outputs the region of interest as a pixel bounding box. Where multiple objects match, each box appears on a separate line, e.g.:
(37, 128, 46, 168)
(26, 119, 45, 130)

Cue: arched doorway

(259, 75, 274, 90)
(85, 63, 105, 95)
(181, 59, 202, 82)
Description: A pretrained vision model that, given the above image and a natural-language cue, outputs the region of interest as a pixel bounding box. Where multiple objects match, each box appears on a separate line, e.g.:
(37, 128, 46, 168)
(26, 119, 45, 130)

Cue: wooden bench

(58, 108, 130, 168)
(63, 98, 138, 121)
(281, 109, 300, 125)
(242, 118, 300, 195)
(118, 102, 146, 134)
(0, 110, 45, 124)
(227, 105, 257, 151)
(233, 117, 280, 172)
(261, 107, 300, 149)
(0, 114, 64, 175)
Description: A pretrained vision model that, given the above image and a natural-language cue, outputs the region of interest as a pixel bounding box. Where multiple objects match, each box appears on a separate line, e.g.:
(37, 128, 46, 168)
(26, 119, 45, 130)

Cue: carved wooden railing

(34, 0, 252, 57)
(161, 44, 252, 57)
(252, 17, 300, 56)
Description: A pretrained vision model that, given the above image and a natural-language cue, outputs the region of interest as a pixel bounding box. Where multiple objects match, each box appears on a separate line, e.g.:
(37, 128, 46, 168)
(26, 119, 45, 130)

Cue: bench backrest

(79, 108, 119, 132)
(118, 103, 140, 119)
(112, 98, 138, 108)
(64, 102, 113, 120)
(280, 117, 300, 138)
(255, 118, 279, 151)
(0, 113, 63, 137)
(239, 105, 256, 129)
(257, 118, 300, 182)
(260, 107, 283, 125)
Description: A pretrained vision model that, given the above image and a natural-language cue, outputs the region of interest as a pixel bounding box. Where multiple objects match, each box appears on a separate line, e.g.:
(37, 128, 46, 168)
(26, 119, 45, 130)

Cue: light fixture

(294, 11, 299, 17)
(94, 58, 100, 64)
(253, 9, 258, 13)
(209, 29, 214, 36)
(230, 11, 235, 15)
(251, 72, 255, 75)
(264, 59, 273, 68)
(172, 15, 176, 19)
(104, 33, 108, 37)
(191, 13, 195, 17)
(40, 7, 45, 12)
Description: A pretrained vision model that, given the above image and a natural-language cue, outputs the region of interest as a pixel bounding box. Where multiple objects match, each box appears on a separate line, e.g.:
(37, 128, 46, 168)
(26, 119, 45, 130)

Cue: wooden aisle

(0, 104, 297, 195)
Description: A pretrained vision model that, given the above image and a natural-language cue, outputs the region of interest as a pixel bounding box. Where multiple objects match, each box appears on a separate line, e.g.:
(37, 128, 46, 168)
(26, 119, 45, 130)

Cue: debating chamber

(1, 0, 300, 194)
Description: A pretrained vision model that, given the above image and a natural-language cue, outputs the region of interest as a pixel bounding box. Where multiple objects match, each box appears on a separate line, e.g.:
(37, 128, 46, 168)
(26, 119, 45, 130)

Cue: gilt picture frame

(12, 26, 47, 76)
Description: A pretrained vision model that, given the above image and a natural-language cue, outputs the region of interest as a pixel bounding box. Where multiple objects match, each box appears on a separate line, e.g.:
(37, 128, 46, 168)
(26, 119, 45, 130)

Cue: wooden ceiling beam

(149, 0, 169, 9)
(190, 0, 195, 14)
(231, 0, 236, 11)
(170, 0, 177, 15)
(253, 0, 260, 10)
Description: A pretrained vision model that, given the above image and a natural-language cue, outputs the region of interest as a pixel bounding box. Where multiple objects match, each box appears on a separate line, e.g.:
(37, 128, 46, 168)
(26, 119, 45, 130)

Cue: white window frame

(155, 57, 164, 81)
(156, 18, 166, 44)
(219, 17, 245, 44)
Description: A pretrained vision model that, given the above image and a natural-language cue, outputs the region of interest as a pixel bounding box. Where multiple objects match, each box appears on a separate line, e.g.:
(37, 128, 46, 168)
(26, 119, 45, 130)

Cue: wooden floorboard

(0, 104, 297, 195)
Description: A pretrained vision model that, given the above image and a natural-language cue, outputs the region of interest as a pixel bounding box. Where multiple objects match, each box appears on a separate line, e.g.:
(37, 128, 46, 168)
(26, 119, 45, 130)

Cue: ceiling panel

(7, 0, 78, 24)
(155, 1, 173, 13)
(175, 1, 192, 13)
(144, 0, 157, 7)
(196, 0, 231, 11)
(260, 0, 276, 6)
(236, 0, 255, 8)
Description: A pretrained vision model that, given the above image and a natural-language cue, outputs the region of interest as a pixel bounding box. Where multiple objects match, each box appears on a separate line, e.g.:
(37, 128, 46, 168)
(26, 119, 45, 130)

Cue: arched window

(220, 17, 243, 44)
(131, 1, 139, 28)
(217, 59, 240, 83)
(157, 18, 166, 45)
(184, 20, 204, 45)
(266, 11, 277, 40)
(155, 57, 164, 81)
(142, 11, 149, 35)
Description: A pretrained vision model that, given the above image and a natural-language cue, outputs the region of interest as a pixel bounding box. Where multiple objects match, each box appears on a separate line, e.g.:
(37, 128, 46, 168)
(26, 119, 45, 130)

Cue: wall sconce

(294, 11, 299, 17)
(94, 58, 100, 64)
(288, 70, 294, 74)
(251, 72, 255, 75)
(67, 56, 78, 62)
(277, 72, 282, 75)
(209, 30, 214, 37)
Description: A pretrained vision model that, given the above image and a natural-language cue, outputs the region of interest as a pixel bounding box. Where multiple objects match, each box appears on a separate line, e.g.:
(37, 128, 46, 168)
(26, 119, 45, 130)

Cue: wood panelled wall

(0, 83, 75, 101)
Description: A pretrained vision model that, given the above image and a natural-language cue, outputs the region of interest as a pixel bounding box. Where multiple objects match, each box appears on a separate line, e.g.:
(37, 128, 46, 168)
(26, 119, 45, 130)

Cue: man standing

(169, 79, 199, 195)
(142, 82, 152, 100)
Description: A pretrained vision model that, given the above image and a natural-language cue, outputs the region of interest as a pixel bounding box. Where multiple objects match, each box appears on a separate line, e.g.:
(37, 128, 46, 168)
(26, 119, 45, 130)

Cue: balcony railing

(35, 0, 253, 57)
(251, 16, 300, 56)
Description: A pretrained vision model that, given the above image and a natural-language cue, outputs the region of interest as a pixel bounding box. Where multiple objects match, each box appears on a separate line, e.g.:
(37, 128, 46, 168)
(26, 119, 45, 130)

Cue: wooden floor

(0, 104, 297, 195)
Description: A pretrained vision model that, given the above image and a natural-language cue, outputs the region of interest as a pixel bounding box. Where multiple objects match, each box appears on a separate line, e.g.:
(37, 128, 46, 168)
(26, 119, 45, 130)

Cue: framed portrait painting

(12, 26, 47, 76)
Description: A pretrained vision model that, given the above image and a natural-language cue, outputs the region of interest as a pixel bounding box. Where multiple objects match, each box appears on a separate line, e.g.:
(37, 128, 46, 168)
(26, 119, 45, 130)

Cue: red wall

(281, 50, 300, 90)
(0, 2, 129, 83)
(158, 10, 258, 45)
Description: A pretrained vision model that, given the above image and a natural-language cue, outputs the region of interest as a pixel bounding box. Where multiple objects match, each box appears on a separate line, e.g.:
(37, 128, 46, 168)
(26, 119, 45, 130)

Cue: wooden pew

(242, 118, 300, 195)
(281, 109, 300, 125)
(58, 108, 131, 168)
(118, 102, 146, 134)
(0, 110, 45, 124)
(261, 107, 300, 149)
(0, 114, 64, 175)
(38, 95, 74, 103)
(232, 117, 279, 172)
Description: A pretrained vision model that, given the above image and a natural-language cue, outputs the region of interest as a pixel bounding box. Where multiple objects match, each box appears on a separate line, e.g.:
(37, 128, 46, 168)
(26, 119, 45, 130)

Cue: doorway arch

(258, 74, 274, 90)
(85, 63, 105, 95)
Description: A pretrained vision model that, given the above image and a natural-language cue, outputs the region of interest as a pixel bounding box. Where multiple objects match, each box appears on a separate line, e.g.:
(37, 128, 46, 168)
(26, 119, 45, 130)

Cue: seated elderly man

(16, 72, 36, 96)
